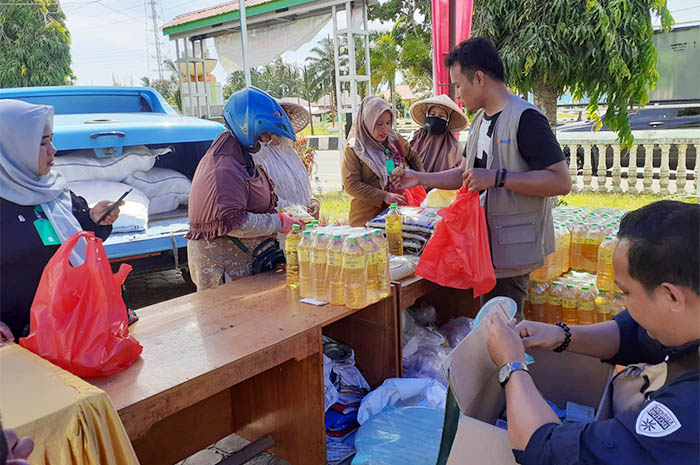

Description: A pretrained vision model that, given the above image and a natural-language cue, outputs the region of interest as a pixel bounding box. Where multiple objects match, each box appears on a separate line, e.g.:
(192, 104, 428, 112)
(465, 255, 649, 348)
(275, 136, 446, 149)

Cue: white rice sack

(68, 180, 149, 233)
(148, 193, 188, 215)
(54, 146, 172, 182)
(122, 167, 191, 199)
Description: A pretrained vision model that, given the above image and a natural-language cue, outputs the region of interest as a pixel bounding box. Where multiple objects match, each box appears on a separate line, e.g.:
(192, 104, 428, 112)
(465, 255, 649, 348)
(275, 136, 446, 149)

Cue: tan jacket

(342, 135, 424, 227)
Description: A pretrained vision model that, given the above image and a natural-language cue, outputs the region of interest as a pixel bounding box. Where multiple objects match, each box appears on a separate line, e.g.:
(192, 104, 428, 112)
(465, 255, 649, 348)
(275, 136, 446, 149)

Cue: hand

(278, 213, 303, 234)
(486, 315, 526, 367)
(463, 168, 497, 192)
(517, 321, 566, 351)
(4, 429, 34, 465)
(90, 200, 124, 225)
(384, 192, 407, 206)
(390, 168, 421, 190)
(0, 321, 14, 347)
(307, 199, 320, 220)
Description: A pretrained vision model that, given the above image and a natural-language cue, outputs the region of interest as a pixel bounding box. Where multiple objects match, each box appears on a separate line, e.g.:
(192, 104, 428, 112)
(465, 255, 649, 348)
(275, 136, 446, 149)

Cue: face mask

(425, 116, 448, 135)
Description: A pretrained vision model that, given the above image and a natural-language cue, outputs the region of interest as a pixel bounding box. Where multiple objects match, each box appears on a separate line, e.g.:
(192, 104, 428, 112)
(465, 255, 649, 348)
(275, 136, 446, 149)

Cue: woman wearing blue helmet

(186, 87, 304, 290)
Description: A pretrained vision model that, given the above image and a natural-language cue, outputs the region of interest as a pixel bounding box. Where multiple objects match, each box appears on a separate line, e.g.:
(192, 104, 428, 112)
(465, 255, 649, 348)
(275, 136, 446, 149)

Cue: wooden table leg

(130, 346, 325, 465)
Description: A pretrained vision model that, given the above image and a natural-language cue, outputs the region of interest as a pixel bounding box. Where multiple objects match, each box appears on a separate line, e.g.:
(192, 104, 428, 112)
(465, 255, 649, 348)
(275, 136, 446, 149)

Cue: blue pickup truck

(0, 86, 226, 280)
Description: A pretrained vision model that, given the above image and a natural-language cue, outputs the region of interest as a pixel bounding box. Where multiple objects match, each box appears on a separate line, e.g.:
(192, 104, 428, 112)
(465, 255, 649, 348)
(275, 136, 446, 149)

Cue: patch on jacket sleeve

(635, 401, 681, 438)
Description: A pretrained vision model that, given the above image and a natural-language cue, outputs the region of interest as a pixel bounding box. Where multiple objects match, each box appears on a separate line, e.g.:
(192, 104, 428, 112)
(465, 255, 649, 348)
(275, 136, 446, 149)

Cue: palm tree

(370, 31, 399, 119)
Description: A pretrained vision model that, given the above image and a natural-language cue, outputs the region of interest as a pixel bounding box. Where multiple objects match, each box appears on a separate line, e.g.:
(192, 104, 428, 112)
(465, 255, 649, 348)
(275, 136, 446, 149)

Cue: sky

(61, 0, 700, 87)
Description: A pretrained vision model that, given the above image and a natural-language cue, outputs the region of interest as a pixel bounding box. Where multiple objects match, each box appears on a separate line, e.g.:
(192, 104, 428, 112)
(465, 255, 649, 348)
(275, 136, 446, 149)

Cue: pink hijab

(347, 96, 398, 189)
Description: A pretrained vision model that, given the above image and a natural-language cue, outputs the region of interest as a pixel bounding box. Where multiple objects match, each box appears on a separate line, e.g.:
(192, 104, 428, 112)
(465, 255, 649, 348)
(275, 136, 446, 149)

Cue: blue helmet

(223, 86, 296, 148)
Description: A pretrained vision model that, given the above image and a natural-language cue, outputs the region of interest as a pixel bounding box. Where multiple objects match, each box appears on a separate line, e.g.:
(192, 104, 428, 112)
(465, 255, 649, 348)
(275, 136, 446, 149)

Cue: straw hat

(277, 99, 310, 134)
(409, 94, 468, 132)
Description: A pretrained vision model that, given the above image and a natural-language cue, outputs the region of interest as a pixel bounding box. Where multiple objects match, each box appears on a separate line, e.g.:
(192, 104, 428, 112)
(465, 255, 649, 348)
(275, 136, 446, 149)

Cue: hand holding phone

(95, 189, 132, 224)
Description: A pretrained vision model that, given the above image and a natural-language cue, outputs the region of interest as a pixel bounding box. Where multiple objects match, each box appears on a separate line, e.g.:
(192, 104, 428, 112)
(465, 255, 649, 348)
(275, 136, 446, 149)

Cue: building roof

(163, 0, 273, 30)
(382, 84, 430, 102)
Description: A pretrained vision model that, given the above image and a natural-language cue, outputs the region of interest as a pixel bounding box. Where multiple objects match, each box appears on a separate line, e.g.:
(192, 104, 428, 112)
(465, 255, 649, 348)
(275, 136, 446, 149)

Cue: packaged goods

(385, 203, 404, 256)
(342, 237, 368, 309)
(529, 281, 548, 322)
(298, 231, 313, 298)
(281, 204, 315, 223)
(561, 284, 579, 325)
(361, 233, 380, 304)
(285, 224, 301, 288)
(545, 281, 563, 324)
(577, 286, 596, 325)
(327, 235, 345, 305)
(372, 230, 391, 298)
(312, 233, 330, 301)
(594, 290, 611, 323)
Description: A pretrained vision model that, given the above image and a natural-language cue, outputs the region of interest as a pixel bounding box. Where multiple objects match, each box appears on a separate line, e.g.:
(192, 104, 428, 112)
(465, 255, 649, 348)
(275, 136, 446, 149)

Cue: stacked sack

(366, 206, 442, 255)
(54, 145, 191, 233)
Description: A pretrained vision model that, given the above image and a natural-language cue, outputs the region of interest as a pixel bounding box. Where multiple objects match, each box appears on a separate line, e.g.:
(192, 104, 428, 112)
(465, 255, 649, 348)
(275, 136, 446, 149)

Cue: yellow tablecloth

(0, 343, 139, 465)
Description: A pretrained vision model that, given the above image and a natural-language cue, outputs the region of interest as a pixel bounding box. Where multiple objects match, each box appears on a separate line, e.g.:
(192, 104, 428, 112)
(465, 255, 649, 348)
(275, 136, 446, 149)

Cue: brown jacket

(342, 135, 424, 227)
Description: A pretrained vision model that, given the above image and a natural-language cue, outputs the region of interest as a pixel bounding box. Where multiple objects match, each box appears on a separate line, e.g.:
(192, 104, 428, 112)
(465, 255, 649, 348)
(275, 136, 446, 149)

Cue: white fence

(557, 129, 699, 195)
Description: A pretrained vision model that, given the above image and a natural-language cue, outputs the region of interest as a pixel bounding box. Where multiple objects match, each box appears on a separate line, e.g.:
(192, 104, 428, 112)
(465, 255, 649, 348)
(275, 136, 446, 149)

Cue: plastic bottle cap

(348, 237, 358, 242)
(363, 233, 371, 237)
(600, 290, 607, 294)
(317, 233, 325, 237)
(390, 203, 398, 209)
(333, 235, 342, 239)
(566, 285, 574, 288)
(312, 220, 319, 225)
(373, 229, 381, 234)
(292, 224, 300, 230)
(302, 231, 311, 236)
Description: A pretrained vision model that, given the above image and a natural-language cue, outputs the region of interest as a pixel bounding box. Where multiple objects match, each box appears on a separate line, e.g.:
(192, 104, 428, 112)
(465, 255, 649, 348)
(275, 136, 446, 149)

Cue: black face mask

(424, 116, 448, 135)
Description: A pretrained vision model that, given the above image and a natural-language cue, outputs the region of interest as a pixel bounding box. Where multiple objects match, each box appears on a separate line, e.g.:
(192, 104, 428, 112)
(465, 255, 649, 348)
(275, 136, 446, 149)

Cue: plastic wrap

(352, 406, 444, 465)
(438, 317, 474, 348)
(357, 378, 446, 424)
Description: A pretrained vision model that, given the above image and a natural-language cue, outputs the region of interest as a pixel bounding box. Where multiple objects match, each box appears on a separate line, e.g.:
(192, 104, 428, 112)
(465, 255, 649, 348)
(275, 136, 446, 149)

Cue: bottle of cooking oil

(610, 292, 625, 318)
(596, 236, 617, 291)
(529, 281, 548, 322)
(570, 222, 587, 271)
(285, 224, 302, 288)
(577, 286, 596, 325)
(361, 233, 380, 304)
(545, 281, 563, 324)
(312, 233, 330, 301)
(583, 224, 604, 273)
(560, 223, 571, 274)
(561, 284, 579, 325)
(372, 229, 391, 299)
(523, 294, 533, 321)
(531, 262, 549, 283)
(342, 237, 368, 309)
(594, 290, 610, 323)
(298, 231, 313, 298)
(327, 235, 345, 305)
(385, 203, 403, 256)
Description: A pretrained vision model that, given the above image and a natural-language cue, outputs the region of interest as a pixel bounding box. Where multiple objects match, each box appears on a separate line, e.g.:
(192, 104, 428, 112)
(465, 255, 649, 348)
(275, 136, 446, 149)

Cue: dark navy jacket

(0, 192, 111, 339)
(514, 311, 699, 465)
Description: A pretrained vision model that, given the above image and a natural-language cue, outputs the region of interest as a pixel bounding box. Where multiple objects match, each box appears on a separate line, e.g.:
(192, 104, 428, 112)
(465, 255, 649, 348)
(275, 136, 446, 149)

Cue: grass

(299, 122, 339, 137)
(317, 190, 697, 225)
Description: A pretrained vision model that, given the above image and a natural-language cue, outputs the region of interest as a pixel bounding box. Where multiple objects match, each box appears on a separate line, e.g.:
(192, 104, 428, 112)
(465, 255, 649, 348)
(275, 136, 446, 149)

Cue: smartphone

(96, 188, 132, 224)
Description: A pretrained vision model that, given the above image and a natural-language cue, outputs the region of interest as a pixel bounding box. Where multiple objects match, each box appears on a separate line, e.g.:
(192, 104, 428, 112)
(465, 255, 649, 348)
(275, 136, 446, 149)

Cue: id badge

(33, 215, 60, 246)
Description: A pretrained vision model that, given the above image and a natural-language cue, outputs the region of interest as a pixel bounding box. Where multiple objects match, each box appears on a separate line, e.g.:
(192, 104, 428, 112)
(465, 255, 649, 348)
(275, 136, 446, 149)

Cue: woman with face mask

(408, 94, 468, 173)
(251, 100, 320, 219)
(0, 99, 121, 343)
(342, 96, 425, 227)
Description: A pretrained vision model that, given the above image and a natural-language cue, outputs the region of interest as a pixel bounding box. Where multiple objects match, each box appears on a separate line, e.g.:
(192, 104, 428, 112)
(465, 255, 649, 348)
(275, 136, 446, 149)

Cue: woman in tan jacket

(342, 96, 424, 226)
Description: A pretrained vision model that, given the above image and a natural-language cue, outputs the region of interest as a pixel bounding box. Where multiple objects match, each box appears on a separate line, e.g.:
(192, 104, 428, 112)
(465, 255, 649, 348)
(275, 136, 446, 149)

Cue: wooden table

(91, 271, 398, 465)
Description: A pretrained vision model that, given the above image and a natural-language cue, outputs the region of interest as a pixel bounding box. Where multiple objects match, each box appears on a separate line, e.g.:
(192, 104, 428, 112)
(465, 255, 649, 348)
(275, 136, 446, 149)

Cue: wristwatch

(498, 361, 530, 387)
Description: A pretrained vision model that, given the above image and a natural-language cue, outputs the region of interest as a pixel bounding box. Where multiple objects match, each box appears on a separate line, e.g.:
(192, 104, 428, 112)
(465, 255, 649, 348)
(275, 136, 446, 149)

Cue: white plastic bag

(68, 181, 149, 233)
(356, 378, 446, 424)
(54, 146, 172, 182)
(122, 167, 191, 198)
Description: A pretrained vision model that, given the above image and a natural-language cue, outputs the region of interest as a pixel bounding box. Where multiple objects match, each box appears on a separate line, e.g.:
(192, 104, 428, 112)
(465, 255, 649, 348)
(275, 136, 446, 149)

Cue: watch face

(498, 364, 510, 384)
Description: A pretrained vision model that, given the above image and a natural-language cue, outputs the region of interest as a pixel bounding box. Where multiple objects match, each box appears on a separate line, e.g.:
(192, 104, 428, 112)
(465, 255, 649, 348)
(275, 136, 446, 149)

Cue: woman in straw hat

(408, 94, 468, 173)
(342, 95, 425, 227)
(253, 99, 320, 220)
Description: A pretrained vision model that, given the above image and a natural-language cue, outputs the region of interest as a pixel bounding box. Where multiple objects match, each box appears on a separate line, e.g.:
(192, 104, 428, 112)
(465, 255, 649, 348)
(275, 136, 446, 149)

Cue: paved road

(311, 149, 344, 194)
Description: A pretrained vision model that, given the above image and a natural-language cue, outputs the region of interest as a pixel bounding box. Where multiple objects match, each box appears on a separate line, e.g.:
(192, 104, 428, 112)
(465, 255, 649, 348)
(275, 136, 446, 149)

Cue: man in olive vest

(394, 37, 571, 317)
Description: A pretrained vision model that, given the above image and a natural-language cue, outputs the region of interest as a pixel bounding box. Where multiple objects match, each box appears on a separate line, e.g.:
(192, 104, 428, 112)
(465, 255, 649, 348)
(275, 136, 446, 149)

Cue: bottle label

(368, 252, 378, 265)
(343, 255, 365, 270)
(376, 253, 387, 265)
(547, 296, 561, 305)
(578, 301, 595, 311)
(312, 251, 326, 264)
(298, 249, 310, 262)
(327, 253, 342, 267)
(532, 295, 546, 305)
(562, 299, 577, 309)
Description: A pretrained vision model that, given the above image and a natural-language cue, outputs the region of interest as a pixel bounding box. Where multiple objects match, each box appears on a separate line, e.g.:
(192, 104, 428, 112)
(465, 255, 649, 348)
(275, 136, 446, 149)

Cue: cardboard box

(443, 306, 613, 465)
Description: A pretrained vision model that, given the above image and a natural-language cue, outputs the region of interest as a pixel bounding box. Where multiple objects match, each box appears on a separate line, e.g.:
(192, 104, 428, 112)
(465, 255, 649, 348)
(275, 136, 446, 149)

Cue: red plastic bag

(403, 185, 427, 207)
(20, 231, 142, 377)
(416, 186, 496, 296)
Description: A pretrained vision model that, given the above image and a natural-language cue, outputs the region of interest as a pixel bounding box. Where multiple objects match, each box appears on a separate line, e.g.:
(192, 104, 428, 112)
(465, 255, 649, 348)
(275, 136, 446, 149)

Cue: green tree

(473, 0, 673, 144)
(0, 0, 74, 87)
(369, 0, 433, 93)
(370, 31, 400, 118)
(300, 64, 323, 135)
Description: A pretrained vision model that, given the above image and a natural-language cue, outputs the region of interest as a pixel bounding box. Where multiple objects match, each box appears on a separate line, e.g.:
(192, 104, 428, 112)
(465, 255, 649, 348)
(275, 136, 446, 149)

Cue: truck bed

(104, 208, 189, 260)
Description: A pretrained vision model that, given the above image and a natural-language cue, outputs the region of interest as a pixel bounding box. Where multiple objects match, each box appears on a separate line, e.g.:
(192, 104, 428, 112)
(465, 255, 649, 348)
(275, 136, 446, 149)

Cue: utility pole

(149, 0, 164, 80)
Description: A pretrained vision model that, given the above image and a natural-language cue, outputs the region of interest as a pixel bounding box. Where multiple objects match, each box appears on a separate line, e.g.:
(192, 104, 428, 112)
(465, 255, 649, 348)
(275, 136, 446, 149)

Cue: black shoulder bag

(228, 236, 286, 275)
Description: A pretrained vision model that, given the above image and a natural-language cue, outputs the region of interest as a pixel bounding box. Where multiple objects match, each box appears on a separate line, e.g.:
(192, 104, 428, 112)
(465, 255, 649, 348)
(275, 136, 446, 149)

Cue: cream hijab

(347, 96, 398, 189)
